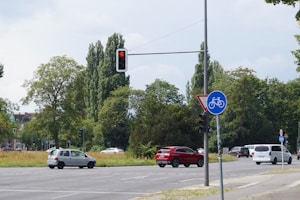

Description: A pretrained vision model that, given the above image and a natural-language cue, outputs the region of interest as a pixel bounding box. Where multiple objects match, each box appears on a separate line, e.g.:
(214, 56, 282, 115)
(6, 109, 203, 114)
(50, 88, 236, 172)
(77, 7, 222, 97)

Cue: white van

(252, 144, 292, 165)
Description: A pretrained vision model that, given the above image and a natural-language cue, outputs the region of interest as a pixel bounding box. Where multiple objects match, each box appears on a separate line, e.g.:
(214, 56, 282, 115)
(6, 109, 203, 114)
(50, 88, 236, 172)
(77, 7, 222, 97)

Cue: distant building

(1, 112, 33, 150)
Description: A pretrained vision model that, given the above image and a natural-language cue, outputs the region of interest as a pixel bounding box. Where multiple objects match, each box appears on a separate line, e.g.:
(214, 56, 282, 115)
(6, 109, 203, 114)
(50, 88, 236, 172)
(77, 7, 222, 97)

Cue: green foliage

(85, 40, 104, 122)
(96, 86, 130, 149)
(21, 56, 84, 148)
(292, 35, 300, 72)
(98, 33, 129, 108)
(129, 80, 201, 154)
(0, 63, 3, 78)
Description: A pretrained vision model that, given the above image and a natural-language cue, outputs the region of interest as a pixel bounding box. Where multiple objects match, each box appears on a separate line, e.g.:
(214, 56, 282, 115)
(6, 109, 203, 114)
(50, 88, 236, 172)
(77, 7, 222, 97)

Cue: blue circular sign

(279, 136, 284, 143)
(207, 90, 227, 115)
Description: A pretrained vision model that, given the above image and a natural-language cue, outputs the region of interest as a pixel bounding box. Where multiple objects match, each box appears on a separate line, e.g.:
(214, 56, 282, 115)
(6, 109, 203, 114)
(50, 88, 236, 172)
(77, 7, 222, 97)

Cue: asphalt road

(0, 157, 299, 200)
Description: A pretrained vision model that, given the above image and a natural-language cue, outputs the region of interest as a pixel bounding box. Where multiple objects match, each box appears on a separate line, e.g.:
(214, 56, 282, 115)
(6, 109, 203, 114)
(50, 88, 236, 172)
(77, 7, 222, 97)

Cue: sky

(0, 0, 299, 113)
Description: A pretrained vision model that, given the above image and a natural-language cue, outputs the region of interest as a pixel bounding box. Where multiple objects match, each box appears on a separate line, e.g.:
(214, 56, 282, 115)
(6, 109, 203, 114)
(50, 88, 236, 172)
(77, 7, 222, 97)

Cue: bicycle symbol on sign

(208, 97, 225, 109)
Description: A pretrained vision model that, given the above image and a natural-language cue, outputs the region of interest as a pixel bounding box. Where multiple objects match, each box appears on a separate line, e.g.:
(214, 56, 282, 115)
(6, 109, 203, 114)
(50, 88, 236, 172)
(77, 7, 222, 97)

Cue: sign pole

(216, 114, 224, 200)
(279, 129, 283, 169)
(207, 90, 227, 200)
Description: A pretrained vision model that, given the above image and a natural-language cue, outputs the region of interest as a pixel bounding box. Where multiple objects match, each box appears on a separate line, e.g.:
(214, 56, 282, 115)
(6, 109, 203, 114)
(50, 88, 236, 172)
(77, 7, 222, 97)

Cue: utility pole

(203, 0, 209, 187)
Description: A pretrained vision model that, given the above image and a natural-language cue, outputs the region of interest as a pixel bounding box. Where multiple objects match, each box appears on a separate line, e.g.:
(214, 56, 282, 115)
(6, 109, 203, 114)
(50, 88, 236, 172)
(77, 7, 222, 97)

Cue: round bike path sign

(207, 90, 227, 115)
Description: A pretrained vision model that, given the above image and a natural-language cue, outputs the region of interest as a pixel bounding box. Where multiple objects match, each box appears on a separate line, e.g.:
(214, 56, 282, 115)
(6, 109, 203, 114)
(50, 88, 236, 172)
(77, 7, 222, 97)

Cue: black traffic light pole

(203, 0, 209, 187)
(79, 128, 85, 152)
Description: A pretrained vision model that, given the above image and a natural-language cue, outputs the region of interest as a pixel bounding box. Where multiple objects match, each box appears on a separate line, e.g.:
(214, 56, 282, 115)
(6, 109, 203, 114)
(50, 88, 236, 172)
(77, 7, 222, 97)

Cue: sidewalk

(192, 168, 300, 200)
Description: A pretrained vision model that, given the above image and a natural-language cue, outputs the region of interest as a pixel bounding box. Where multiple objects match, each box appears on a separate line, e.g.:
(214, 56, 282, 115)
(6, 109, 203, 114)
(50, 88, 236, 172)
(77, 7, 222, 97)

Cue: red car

(155, 146, 204, 168)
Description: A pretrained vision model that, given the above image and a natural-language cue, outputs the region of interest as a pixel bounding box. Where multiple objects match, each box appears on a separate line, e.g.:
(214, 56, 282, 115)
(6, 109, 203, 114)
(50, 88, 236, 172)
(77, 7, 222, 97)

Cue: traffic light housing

(199, 112, 207, 134)
(79, 128, 83, 138)
(116, 48, 128, 72)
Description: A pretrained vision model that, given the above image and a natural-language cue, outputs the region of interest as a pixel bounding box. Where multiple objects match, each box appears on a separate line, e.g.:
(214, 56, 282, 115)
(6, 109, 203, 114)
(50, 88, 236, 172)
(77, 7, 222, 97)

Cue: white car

(100, 147, 124, 154)
(244, 144, 257, 157)
(47, 148, 96, 169)
(252, 144, 292, 165)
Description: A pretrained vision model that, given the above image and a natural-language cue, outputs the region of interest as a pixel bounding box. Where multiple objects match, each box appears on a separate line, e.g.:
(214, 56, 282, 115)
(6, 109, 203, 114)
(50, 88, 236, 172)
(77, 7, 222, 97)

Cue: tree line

(1, 0, 300, 155)
(0, 32, 299, 156)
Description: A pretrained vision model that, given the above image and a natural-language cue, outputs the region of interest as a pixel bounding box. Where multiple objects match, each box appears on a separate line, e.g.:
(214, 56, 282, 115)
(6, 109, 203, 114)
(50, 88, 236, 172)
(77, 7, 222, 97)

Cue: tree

(128, 79, 200, 156)
(96, 86, 130, 149)
(292, 34, 300, 72)
(22, 56, 84, 148)
(265, 0, 300, 20)
(98, 33, 130, 107)
(0, 98, 18, 143)
(85, 41, 104, 122)
(0, 63, 3, 78)
(212, 68, 267, 150)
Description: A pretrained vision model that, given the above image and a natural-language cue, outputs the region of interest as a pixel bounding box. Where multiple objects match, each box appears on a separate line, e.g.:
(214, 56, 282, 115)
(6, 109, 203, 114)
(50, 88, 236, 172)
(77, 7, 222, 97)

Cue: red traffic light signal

(116, 48, 128, 72)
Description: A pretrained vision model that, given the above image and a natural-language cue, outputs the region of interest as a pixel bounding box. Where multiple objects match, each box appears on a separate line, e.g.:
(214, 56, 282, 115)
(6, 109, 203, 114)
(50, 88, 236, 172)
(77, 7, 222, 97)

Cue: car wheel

(256, 162, 261, 165)
(272, 157, 277, 165)
(79, 166, 84, 169)
(158, 164, 166, 168)
(287, 157, 292, 165)
(48, 165, 55, 169)
(197, 158, 204, 167)
(171, 158, 180, 168)
(297, 156, 299, 160)
(87, 162, 95, 169)
(184, 163, 190, 167)
(57, 161, 65, 169)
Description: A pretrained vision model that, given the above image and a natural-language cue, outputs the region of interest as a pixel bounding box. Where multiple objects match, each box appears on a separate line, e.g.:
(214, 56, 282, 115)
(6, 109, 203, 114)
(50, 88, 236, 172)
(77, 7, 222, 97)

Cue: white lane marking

(237, 182, 259, 189)
(0, 189, 148, 195)
(120, 176, 148, 181)
(179, 178, 202, 182)
(287, 180, 300, 187)
(52, 192, 79, 199)
(150, 177, 168, 181)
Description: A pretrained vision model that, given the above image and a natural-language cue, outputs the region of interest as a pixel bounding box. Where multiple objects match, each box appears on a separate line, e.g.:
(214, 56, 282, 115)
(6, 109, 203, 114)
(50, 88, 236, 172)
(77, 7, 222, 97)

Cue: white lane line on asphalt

(0, 189, 148, 195)
(237, 182, 259, 189)
(120, 176, 148, 181)
(287, 180, 300, 187)
(52, 192, 79, 199)
(179, 178, 202, 182)
(150, 177, 168, 181)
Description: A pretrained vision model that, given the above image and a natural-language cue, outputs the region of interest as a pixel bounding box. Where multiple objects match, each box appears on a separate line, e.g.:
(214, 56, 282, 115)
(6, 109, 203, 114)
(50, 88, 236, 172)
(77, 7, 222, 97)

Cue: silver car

(47, 148, 96, 169)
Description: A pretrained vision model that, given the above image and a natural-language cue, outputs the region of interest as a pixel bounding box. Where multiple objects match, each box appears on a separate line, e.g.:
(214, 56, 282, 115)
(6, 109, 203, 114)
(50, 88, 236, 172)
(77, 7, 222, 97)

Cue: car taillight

(269, 151, 271, 156)
(54, 157, 58, 160)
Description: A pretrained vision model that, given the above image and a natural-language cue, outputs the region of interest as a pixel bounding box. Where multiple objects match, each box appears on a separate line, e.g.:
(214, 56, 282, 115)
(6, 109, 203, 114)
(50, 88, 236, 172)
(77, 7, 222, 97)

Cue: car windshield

(255, 146, 269, 151)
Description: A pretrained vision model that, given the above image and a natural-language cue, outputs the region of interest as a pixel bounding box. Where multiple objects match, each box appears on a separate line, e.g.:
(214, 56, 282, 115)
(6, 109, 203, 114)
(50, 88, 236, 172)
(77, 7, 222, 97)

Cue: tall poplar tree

(85, 41, 104, 122)
(98, 33, 130, 107)
(0, 63, 3, 78)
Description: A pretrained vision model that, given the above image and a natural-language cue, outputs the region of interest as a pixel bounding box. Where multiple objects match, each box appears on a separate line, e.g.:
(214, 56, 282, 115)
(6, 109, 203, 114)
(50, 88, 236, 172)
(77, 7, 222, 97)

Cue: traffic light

(199, 112, 207, 134)
(116, 48, 128, 72)
(79, 128, 83, 138)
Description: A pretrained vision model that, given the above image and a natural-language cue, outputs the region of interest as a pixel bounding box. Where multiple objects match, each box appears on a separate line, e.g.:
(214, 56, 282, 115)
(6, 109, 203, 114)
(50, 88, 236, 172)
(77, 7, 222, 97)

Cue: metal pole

(203, 0, 209, 186)
(281, 141, 284, 169)
(217, 115, 224, 200)
(297, 122, 300, 152)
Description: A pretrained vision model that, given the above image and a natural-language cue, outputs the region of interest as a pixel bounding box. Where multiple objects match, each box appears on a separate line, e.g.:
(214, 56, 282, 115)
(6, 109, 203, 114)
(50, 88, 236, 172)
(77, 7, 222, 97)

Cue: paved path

(193, 168, 300, 200)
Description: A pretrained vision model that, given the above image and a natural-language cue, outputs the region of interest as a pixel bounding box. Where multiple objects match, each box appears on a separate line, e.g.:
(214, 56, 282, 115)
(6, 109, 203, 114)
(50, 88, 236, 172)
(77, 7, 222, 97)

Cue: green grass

(0, 151, 236, 167)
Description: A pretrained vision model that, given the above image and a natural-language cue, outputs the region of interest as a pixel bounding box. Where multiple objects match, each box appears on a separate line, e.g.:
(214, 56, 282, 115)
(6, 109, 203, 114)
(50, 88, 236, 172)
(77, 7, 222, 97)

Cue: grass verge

(0, 151, 237, 167)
